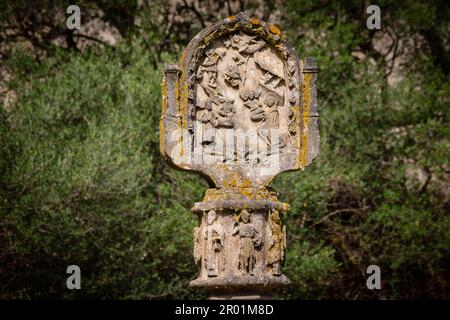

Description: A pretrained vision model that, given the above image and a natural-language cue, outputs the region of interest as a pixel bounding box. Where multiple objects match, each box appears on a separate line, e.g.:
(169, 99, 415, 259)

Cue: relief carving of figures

(240, 87, 264, 122)
(233, 209, 262, 275)
(262, 92, 280, 129)
(197, 49, 221, 88)
(267, 210, 286, 276)
(215, 95, 236, 128)
(204, 210, 224, 277)
(254, 49, 284, 89)
(194, 29, 294, 160)
(225, 32, 266, 55)
(288, 108, 296, 135)
(244, 90, 285, 149)
(224, 64, 241, 88)
(198, 84, 236, 129)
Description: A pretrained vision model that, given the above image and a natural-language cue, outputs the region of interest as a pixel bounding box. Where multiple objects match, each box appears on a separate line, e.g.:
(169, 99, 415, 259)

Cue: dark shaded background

(0, 0, 449, 299)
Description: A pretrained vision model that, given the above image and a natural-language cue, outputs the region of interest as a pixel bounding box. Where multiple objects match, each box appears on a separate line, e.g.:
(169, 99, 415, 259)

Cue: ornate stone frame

(161, 12, 319, 188)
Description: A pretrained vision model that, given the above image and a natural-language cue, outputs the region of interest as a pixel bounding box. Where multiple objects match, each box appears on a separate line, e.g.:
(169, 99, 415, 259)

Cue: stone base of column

(190, 188, 290, 297)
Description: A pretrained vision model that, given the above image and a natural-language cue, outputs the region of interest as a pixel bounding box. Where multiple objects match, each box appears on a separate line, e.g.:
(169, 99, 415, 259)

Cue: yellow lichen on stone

(223, 171, 240, 188)
(299, 72, 311, 167)
(204, 32, 217, 45)
(269, 24, 281, 35)
(177, 52, 189, 157)
(239, 185, 255, 199)
(267, 210, 284, 266)
(161, 74, 167, 115)
(159, 119, 165, 157)
(160, 75, 167, 156)
(178, 50, 188, 127)
(250, 18, 260, 25)
(240, 178, 252, 188)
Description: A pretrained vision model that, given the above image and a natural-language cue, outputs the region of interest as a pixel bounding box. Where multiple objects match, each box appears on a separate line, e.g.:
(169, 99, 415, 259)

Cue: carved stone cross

(160, 12, 319, 299)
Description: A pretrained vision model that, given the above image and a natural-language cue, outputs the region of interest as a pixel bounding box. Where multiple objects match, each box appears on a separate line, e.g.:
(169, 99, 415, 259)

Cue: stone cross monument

(160, 12, 319, 299)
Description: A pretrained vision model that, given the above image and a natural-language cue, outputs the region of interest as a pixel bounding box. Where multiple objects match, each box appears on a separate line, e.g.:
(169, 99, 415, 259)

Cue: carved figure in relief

(193, 226, 202, 270)
(262, 92, 280, 129)
(233, 209, 262, 275)
(224, 64, 241, 88)
(254, 50, 284, 88)
(241, 38, 266, 54)
(204, 210, 224, 277)
(195, 30, 292, 157)
(267, 210, 286, 276)
(197, 49, 221, 88)
(225, 32, 266, 55)
(244, 90, 285, 149)
(240, 87, 265, 122)
(214, 96, 236, 128)
(288, 108, 296, 135)
(196, 100, 215, 145)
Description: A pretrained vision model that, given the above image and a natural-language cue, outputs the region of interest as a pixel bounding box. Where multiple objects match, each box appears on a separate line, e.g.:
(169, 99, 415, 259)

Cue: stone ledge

(192, 199, 289, 213)
(189, 273, 290, 289)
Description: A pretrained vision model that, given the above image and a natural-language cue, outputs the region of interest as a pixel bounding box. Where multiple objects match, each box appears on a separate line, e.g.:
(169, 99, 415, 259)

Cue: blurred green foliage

(0, 0, 449, 299)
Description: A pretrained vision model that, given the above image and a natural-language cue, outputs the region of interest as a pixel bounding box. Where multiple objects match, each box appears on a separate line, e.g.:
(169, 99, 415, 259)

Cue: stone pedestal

(189, 188, 290, 298)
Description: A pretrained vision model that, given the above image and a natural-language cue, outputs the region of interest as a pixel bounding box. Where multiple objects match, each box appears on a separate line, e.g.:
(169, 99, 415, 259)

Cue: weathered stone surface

(189, 188, 290, 290)
(160, 12, 319, 298)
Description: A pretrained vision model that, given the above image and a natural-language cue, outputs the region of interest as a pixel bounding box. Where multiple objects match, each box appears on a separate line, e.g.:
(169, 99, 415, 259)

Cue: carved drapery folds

(160, 13, 319, 295)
